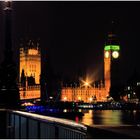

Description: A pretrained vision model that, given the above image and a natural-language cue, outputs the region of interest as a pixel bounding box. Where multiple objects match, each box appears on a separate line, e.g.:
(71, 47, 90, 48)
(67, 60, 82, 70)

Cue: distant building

(121, 71, 140, 103)
(19, 39, 41, 84)
(19, 39, 41, 100)
(61, 32, 120, 103)
(61, 82, 107, 103)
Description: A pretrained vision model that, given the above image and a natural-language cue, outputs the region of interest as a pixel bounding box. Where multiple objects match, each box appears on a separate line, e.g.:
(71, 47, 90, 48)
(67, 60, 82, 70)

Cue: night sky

(0, 1, 140, 85)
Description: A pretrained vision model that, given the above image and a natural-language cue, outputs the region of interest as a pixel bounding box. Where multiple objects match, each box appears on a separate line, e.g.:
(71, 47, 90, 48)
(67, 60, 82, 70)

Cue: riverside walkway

(87, 125, 140, 138)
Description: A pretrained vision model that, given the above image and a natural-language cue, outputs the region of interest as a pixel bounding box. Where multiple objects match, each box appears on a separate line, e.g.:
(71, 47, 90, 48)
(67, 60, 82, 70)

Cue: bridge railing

(6, 110, 87, 139)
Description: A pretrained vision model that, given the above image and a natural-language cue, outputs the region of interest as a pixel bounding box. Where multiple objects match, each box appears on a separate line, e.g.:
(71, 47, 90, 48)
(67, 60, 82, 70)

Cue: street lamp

(0, 0, 20, 108)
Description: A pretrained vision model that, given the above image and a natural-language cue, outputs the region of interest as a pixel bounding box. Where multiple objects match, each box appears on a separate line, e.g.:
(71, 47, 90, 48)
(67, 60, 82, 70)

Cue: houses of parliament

(19, 32, 120, 103)
(19, 39, 41, 100)
(61, 32, 120, 103)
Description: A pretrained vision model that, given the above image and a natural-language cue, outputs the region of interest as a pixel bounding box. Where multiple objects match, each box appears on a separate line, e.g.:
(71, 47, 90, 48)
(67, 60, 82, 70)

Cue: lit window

(63, 109, 67, 112)
(64, 97, 67, 101)
(137, 82, 140, 86)
(78, 97, 81, 100)
(128, 86, 130, 90)
(49, 96, 53, 99)
(89, 97, 92, 102)
(28, 49, 38, 55)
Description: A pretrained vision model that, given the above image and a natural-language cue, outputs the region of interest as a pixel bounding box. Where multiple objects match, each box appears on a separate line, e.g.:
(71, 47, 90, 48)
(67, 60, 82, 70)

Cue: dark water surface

(26, 108, 140, 138)
(57, 109, 140, 126)
(26, 106, 140, 126)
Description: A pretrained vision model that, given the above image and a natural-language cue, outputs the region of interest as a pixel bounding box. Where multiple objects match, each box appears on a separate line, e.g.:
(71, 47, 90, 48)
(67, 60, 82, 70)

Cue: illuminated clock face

(105, 51, 110, 58)
(112, 51, 119, 59)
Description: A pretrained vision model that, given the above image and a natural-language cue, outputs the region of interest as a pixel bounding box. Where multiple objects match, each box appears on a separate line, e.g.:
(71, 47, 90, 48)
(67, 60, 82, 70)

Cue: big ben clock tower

(104, 32, 120, 97)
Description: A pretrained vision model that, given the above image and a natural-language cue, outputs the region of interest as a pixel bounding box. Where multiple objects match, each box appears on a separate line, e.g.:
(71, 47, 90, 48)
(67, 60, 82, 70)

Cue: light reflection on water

(80, 110, 123, 126)
(28, 106, 140, 126)
(73, 109, 140, 126)
(82, 110, 94, 126)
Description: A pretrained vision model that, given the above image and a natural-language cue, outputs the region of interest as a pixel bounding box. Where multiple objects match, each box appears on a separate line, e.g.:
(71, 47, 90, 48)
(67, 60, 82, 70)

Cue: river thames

(75, 109, 140, 126)
(25, 106, 140, 138)
(26, 106, 140, 126)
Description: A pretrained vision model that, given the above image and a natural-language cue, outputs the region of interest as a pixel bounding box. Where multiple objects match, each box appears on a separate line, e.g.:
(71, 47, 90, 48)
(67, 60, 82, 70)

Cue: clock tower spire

(104, 21, 120, 97)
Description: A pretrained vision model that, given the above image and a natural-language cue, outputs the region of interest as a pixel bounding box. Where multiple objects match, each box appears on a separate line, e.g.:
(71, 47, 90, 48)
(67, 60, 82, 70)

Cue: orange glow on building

(61, 85, 108, 103)
(19, 40, 41, 84)
(60, 45, 119, 102)
(19, 39, 41, 100)
(28, 49, 38, 55)
(20, 85, 40, 100)
(61, 33, 120, 103)
(104, 50, 111, 95)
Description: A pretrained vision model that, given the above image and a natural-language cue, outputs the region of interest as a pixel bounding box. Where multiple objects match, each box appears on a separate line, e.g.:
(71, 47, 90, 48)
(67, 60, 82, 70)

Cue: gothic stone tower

(104, 32, 120, 96)
(19, 40, 41, 85)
